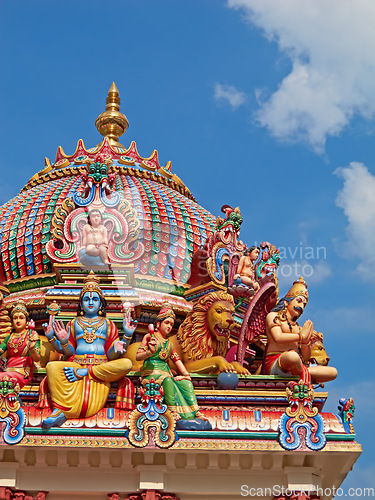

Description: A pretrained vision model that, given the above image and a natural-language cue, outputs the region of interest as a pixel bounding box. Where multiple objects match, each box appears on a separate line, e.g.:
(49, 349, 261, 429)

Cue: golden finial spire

(95, 82, 129, 148)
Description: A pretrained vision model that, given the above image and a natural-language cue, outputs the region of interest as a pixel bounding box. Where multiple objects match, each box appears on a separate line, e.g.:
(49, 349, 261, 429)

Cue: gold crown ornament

(79, 271, 103, 300)
(156, 301, 176, 322)
(285, 277, 309, 301)
(10, 299, 29, 318)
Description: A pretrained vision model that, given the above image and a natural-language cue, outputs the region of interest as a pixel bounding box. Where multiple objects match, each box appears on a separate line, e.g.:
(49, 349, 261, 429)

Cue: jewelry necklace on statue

(77, 317, 105, 343)
(155, 330, 169, 361)
(9, 330, 28, 354)
(79, 317, 104, 326)
(286, 317, 295, 333)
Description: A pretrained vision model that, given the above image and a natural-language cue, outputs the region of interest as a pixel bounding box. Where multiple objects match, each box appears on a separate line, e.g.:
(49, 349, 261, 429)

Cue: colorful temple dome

(0, 83, 215, 287)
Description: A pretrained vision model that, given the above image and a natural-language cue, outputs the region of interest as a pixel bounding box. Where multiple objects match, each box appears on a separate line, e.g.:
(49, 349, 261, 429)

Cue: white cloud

(277, 260, 332, 290)
(335, 162, 375, 281)
(227, 0, 375, 151)
(213, 83, 246, 109)
(306, 260, 333, 284)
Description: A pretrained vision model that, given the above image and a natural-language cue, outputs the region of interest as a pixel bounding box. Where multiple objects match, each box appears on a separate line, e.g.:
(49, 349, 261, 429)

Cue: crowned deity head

(10, 299, 29, 333)
(77, 272, 107, 317)
(272, 277, 309, 319)
(156, 302, 176, 337)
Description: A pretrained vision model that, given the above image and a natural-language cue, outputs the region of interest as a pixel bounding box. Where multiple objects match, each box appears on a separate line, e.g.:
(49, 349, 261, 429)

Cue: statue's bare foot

(195, 411, 209, 421)
(41, 409, 67, 429)
(64, 367, 88, 382)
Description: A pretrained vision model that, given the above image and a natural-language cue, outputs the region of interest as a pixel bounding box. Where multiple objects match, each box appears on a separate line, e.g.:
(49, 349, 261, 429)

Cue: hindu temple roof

(0, 84, 216, 284)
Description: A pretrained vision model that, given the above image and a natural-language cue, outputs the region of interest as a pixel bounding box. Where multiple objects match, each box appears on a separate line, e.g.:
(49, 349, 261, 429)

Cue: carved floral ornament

(46, 158, 144, 266)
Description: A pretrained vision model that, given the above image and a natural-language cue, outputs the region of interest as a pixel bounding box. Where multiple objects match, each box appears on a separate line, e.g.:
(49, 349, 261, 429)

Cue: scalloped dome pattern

(0, 170, 215, 283)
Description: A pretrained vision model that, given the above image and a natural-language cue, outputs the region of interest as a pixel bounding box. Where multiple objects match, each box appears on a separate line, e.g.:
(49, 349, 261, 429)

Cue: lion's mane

(177, 291, 234, 361)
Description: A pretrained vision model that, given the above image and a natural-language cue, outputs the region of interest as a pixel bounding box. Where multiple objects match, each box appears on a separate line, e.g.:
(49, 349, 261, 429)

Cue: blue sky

(1, 0, 375, 493)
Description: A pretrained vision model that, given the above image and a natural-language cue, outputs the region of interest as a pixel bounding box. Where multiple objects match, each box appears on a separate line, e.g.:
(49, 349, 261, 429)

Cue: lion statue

(169, 291, 249, 375)
(309, 332, 330, 367)
(124, 291, 249, 375)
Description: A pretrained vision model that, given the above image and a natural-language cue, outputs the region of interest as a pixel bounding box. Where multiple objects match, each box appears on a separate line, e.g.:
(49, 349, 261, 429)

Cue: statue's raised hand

(300, 319, 313, 343)
(54, 319, 69, 344)
(122, 304, 137, 340)
(42, 315, 55, 339)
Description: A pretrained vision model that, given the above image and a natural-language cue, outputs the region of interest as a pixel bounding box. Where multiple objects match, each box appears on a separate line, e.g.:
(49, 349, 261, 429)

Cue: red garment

(261, 352, 281, 375)
(0, 329, 37, 389)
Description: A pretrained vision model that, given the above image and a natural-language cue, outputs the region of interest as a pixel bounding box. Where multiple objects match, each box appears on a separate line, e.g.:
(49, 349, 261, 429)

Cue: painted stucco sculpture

(0, 378, 26, 445)
(0, 300, 41, 390)
(136, 303, 211, 430)
(127, 377, 177, 448)
(262, 277, 337, 384)
(338, 397, 355, 434)
(172, 291, 249, 375)
(279, 380, 326, 451)
(41, 272, 135, 429)
(0, 83, 361, 499)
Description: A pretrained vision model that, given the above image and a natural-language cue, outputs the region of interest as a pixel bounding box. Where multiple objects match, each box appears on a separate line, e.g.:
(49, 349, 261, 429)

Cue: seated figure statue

(262, 277, 337, 384)
(233, 245, 260, 290)
(41, 272, 136, 429)
(79, 209, 110, 266)
(136, 303, 211, 430)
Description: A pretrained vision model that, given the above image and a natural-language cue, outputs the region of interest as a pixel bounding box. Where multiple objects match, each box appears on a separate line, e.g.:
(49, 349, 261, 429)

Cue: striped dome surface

(0, 165, 215, 284)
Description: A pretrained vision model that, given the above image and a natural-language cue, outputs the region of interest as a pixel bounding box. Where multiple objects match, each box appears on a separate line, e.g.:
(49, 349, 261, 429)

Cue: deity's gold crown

(156, 301, 176, 322)
(285, 277, 309, 301)
(79, 271, 103, 299)
(10, 299, 28, 318)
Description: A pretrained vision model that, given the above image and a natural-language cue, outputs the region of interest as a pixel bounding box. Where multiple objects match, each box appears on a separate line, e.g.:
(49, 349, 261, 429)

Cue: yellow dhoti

(46, 357, 132, 419)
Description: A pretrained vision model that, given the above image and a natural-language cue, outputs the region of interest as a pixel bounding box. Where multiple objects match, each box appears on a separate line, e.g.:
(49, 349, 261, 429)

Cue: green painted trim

(7, 276, 57, 293)
(25, 427, 355, 441)
(326, 433, 356, 441)
(134, 278, 188, 295)
(176, 431, 279, 439)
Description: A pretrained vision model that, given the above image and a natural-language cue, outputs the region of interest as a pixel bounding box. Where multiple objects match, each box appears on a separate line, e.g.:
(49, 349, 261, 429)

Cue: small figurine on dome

(233, 245, 261, 291)
(0, 300, 40, 391)
(41, 272, 136, 429)
(262, 277, 337, 384)
(79, 209, 110, 266)
(136, 303, 211, 430)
